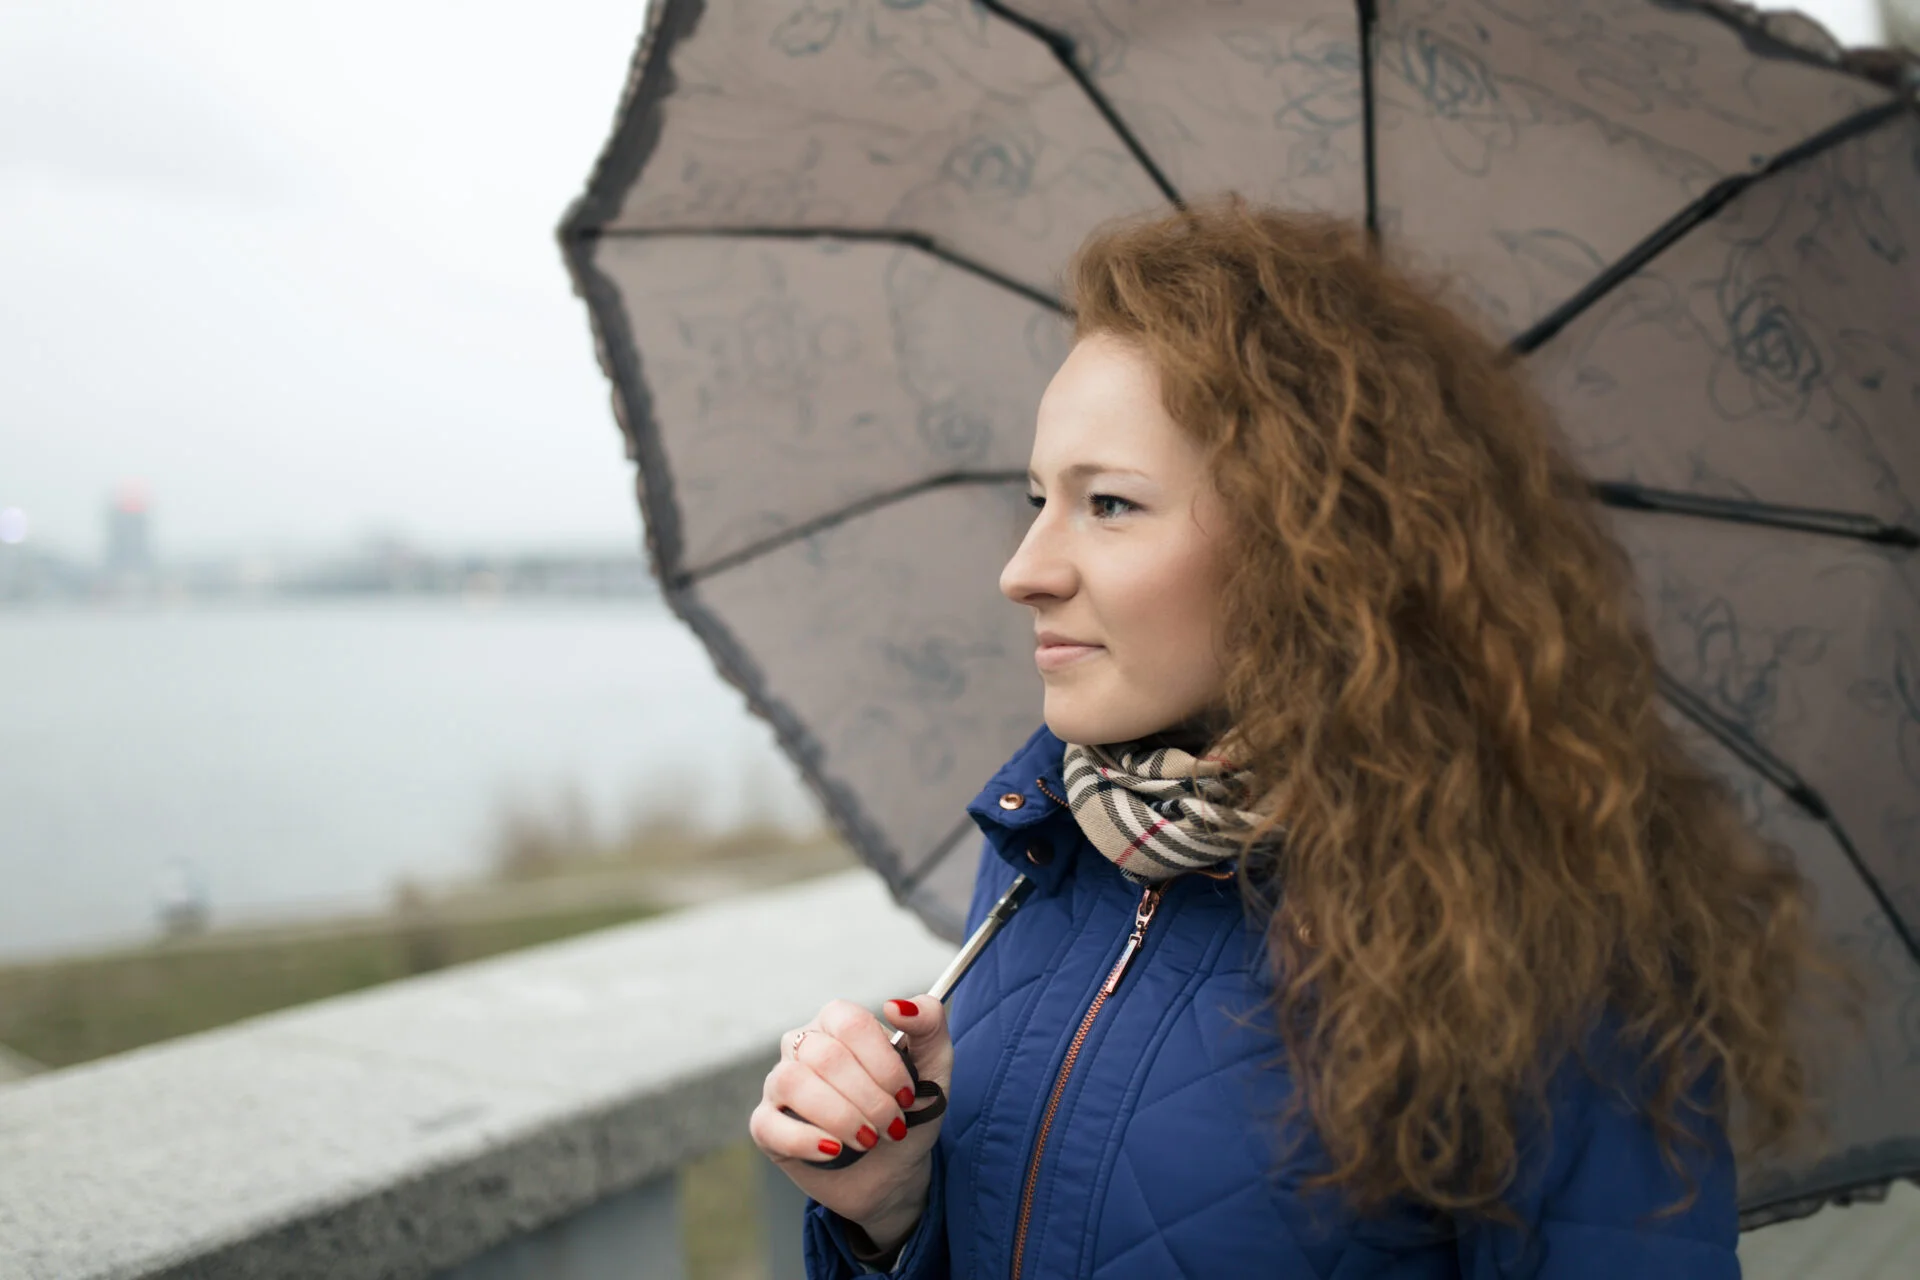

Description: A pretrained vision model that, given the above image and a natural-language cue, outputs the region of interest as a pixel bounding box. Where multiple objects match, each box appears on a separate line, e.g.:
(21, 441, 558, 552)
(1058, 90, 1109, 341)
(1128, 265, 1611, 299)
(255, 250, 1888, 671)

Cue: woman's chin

(1044, 699, 1150, 749)
(1041, 702, 1101, 748)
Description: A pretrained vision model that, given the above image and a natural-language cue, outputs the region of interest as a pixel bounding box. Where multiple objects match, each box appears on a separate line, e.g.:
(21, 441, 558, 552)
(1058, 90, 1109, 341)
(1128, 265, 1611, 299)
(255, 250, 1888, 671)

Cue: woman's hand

(750, 995, 951, 1252)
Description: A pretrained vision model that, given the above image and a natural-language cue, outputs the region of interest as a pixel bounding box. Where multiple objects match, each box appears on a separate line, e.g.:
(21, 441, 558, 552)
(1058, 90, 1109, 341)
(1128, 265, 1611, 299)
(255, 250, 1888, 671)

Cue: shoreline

(0, 840, 857, 1075)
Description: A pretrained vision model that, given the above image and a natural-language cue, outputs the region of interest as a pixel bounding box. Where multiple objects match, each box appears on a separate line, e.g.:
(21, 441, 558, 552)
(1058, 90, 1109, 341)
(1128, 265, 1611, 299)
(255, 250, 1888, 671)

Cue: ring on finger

(788, 1028, 812, 1060)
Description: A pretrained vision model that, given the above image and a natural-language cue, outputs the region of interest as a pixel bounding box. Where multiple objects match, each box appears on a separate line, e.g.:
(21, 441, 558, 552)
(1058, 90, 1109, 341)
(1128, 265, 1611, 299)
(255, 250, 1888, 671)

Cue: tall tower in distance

(104, 481, 155, 575)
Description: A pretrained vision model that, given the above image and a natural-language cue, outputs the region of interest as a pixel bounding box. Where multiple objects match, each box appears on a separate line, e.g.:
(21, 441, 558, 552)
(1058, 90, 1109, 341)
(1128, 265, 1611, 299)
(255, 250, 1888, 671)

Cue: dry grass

(485, 782, 849, 881)
(0, 901, 663, 1069)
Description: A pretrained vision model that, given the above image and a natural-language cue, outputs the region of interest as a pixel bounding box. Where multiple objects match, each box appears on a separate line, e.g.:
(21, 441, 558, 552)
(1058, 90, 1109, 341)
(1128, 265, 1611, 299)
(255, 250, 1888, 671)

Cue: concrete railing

(4, 868, 1914, 1278)
(0, 871, 951, 1280)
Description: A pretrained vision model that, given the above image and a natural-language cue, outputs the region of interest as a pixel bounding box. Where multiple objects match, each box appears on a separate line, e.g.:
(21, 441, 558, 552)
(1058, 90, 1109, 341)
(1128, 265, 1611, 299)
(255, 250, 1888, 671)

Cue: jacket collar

(964, 723, 1077, 894)
(964, 723, 1245, 897)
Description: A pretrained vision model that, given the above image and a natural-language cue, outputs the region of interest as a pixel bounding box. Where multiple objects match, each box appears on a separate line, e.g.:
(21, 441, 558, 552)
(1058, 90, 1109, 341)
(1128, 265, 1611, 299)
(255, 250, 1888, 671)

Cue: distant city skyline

(0, 478, 648, 564)
(0, 519, 659, 605)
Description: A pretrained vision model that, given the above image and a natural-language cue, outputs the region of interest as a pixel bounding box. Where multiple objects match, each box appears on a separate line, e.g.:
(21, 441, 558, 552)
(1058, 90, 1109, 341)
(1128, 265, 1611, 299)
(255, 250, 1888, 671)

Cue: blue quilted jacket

(804, 725, 1740, 1278)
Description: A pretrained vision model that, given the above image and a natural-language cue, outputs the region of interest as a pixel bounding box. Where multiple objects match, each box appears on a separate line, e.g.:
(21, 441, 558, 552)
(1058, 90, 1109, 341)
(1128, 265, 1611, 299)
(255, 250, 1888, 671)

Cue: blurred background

(0, 10, 871, 1269)
(0, 0, 861, 1067)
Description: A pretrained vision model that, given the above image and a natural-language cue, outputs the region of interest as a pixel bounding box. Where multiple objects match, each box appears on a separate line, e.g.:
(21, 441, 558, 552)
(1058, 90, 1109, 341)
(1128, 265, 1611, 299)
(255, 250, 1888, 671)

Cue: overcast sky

(0, 1, 1893, 561)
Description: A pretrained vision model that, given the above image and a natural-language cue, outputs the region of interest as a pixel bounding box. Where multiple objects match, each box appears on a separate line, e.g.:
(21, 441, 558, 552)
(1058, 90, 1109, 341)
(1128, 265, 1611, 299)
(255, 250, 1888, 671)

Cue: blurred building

(155, 860, 211, 939)
(0, 540, 93, 602)
(104, 482, 155, 576)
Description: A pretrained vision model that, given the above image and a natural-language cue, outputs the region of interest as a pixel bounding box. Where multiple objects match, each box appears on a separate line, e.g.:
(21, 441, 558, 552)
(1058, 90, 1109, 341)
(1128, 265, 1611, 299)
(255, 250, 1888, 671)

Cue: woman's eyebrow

(1026, 463, 1152, 485)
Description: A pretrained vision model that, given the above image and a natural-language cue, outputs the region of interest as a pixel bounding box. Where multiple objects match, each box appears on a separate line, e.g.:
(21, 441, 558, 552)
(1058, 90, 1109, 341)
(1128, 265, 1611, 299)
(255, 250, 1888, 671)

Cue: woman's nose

(1000, 516, 1074, 605)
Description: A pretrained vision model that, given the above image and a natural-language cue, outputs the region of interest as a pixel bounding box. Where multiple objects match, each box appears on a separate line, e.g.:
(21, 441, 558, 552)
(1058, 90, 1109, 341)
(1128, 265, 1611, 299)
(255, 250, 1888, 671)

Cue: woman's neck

(1132, 708, 1230, 755)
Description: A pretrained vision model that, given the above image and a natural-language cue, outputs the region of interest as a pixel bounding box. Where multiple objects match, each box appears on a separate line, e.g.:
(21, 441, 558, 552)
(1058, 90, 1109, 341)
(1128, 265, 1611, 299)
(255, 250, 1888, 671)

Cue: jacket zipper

(1009, 880, 1163, 1280)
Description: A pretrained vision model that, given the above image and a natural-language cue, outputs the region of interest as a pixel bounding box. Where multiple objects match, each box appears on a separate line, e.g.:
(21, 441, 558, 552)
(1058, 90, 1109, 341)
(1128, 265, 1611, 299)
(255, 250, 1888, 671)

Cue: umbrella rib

(1655, 671, 1920, 969)
(1591, 482, 1920, 548)
(976, 0, 1184, 209)
(585, 225, 1067, 315)
(1357, 0, 1380, 248)
(671, 471, 1027, 588)
(1507, 98, 1910, 358)
(899, 814, 982, 897)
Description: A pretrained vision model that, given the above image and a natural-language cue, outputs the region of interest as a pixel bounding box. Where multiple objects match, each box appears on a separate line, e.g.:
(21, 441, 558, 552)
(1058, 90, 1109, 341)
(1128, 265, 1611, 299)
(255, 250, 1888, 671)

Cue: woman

(748, 196, 1849, 1278)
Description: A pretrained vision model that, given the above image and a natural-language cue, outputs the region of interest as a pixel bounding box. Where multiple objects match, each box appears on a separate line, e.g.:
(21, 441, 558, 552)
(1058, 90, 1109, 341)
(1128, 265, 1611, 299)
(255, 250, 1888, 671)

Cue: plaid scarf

(1061, 739, 1280, 882)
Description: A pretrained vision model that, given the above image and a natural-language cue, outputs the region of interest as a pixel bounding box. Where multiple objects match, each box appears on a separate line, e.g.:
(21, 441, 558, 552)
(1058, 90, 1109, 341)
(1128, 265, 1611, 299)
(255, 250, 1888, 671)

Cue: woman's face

(1001, 332, 1232, 747)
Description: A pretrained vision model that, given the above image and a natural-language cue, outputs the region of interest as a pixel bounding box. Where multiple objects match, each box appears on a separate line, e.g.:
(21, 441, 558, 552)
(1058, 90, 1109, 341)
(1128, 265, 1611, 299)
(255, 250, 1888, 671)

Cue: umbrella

(558, 0, 1920, 1225)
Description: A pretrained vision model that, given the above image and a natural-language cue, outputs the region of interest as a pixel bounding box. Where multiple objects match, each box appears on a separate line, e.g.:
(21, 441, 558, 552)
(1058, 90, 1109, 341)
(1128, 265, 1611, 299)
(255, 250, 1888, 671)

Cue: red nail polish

(896, 1086, 916, 1108)
(888, 1116, 908, 1141)
(857, 1125, 879, 1149)
(890, 999, 920, 1018)
(818, 1138, 841, 1156)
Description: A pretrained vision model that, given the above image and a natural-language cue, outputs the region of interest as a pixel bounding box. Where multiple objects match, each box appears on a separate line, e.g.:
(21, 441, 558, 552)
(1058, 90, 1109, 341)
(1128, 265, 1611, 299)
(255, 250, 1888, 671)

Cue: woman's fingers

(817, 1000, 919, 1116)
(748, 996, 954, 1176)
(760, 1057, 894, 1157)
(750, 1001, 949, 1233)
(799, 1035, 908, 1143)
(879, 995, 950, 1072)
(750, 1084, 855, 1163)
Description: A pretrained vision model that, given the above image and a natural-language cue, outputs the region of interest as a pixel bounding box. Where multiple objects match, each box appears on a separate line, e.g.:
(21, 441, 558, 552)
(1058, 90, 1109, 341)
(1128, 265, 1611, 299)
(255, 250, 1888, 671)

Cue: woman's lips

(1035, 643, 1104, 672)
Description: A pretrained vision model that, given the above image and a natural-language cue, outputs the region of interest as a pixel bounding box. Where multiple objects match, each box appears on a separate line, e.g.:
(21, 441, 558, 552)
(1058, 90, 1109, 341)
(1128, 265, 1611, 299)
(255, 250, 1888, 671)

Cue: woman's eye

(1089, 493, 1136, 518)
(1024, 493, 1045, 510)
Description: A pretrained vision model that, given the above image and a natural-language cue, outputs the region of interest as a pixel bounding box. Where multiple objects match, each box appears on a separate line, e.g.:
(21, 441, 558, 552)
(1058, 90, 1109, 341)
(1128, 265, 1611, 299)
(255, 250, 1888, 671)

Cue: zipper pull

(1101, 884, 1163, 996)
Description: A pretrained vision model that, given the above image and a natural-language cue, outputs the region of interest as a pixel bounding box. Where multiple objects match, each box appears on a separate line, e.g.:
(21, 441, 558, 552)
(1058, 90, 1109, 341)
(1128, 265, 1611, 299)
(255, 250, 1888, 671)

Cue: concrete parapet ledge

(0, 870, 952, 1280)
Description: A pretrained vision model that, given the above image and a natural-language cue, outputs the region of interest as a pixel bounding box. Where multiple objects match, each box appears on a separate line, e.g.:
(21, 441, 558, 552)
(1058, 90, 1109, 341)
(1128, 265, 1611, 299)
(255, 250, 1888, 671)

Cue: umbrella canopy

(558, 0, 1920, 1223)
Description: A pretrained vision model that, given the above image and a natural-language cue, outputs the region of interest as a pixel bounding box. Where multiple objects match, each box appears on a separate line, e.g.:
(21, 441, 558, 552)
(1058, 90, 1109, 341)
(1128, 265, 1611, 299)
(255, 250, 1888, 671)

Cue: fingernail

(896, 1086, 915, 1108)
(889, 999, 920, 1018)
(888, 1116, 908, 1142)
(818, 1138, 841, 1157)
(856, 1125, 879, 1149)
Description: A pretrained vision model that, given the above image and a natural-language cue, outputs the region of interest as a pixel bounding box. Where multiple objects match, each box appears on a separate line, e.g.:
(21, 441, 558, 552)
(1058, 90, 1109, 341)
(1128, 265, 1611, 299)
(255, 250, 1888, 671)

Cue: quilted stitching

(1090, 1146, 1156, 1258)
(1105, 1155, 1271, 1244)
(1131, 1007, 1278, 1115)
(952, 836, 1341, 1278)
(1034, 910, 1227, 1275)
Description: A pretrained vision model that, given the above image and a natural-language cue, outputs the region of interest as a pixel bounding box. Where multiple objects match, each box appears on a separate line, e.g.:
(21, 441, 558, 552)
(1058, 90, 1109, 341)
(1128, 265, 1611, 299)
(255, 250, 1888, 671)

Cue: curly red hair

(1062, 193, 1862, 1227)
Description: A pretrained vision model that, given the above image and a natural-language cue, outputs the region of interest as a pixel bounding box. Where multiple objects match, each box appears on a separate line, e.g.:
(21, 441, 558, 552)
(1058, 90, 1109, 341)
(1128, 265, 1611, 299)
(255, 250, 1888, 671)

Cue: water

(0, 598, 822, 960)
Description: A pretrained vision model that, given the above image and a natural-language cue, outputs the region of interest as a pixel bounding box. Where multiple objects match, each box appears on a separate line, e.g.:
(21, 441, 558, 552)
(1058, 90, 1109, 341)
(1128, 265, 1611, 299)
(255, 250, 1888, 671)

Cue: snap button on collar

(998, 792, 1026, 811)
